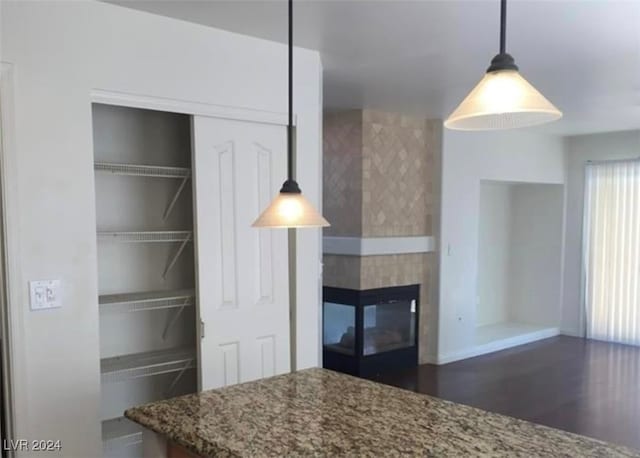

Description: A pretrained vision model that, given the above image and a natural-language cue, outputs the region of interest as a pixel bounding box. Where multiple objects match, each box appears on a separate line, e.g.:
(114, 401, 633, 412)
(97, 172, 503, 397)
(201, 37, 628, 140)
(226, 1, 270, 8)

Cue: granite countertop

(126, 368, 639, 457)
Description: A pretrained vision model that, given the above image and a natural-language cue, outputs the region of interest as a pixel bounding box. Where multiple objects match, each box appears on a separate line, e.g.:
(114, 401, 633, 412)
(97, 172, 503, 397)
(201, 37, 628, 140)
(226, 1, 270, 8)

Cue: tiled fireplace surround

(323, 110, 441, 363)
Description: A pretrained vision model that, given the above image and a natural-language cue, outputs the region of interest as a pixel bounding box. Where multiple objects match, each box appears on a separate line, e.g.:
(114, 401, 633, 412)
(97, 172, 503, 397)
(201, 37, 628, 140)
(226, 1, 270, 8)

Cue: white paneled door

(192, 115, 290, 390)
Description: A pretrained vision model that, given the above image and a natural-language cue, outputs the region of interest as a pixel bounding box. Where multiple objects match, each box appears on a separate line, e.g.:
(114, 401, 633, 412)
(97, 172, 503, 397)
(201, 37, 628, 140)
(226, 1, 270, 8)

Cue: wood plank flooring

(369, 336, 640, 450)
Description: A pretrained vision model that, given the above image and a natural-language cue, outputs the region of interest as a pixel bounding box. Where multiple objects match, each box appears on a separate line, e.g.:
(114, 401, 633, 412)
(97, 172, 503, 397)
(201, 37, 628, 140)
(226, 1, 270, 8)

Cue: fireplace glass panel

(323, 302, 356, 355)
(362, 299, 416, 356)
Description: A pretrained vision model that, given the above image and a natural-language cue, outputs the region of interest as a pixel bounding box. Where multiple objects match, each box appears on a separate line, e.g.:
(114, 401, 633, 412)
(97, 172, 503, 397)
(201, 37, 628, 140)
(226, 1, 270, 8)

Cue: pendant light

(252, 0, 329, 228)
(444, 0, 562, 130)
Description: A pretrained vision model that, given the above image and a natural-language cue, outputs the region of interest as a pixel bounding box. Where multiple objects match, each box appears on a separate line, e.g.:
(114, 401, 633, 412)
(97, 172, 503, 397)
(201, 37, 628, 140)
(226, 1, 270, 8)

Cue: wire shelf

(102, 417, 142, 452)
(97, 231, 193, 243)
(95, 162, 190, 179)
(101, 347, 196, 383)
(99, 289, 195, 313)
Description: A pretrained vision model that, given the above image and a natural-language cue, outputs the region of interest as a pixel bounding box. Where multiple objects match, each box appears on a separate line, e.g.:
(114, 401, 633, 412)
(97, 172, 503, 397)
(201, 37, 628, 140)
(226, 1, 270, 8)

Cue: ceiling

(108, 0, 640, 136)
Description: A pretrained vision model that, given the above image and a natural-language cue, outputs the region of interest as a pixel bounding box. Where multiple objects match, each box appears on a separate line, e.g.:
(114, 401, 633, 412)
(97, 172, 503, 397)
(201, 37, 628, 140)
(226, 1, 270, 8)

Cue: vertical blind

(584, 159, 640, 345)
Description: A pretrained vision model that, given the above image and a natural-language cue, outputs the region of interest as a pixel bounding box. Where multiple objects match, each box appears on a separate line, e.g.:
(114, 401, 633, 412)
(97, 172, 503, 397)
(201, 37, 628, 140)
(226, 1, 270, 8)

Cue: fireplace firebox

(322, 284, 419, 377)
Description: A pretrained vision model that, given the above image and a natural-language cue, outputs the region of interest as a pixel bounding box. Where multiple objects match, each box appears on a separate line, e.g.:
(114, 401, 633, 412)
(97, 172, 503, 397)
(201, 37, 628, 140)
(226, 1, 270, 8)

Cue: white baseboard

(559, 328, 584, 338)
(435, 327, 560, 365)
(422, 351, 439, 365)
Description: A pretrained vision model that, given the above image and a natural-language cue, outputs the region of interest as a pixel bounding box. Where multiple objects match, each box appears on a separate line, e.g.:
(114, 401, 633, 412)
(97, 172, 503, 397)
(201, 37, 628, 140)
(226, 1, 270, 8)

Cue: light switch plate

(29, 280, 61, 311)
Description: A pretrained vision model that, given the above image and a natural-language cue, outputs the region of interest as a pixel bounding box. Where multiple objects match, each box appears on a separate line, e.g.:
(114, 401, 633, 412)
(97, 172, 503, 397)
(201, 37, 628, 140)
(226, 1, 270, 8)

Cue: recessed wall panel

(217, 142, 238, 308)
(220, 342, 240, 386)
(255, 143, 274, 304)
(256, 335, 275, 378)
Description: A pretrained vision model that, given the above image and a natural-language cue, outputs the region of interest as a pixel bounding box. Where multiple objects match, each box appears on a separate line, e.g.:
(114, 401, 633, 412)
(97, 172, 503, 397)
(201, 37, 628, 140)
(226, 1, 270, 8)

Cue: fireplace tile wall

(323, 110, 363, 237)
(361, 110, 438, 237)
(323, 110, 442, 363)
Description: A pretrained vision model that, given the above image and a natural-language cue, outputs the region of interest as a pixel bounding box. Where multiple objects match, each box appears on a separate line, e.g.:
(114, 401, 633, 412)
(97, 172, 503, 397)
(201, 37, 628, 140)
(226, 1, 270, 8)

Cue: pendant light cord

(499, 0, 506, 54)
(287, 0, 294, 182)
(279, 0, 301, 194)
(486, 0, 516, 72)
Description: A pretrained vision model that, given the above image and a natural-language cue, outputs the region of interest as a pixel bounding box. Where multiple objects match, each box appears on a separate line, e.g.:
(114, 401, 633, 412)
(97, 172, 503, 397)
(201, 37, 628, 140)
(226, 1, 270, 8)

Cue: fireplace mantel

(323, 236, 436, 256)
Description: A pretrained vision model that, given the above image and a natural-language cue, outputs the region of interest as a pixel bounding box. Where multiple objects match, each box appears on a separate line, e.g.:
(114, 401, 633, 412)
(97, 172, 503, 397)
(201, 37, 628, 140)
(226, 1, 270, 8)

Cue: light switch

(29, 280, 61, 311)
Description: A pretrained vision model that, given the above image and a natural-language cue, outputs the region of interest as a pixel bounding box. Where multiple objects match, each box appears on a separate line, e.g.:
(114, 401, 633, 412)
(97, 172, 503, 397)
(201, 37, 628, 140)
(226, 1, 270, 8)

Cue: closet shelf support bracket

(165, 359, 193, 397)
(163, 176, 190, 221)
(162, 235, 192, 279)
(161, 301, 189, 341)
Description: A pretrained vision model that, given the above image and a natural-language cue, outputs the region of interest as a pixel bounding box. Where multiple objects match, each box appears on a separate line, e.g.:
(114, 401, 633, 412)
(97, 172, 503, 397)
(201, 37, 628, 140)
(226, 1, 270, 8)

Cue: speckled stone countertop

(126, 368, 639, 457)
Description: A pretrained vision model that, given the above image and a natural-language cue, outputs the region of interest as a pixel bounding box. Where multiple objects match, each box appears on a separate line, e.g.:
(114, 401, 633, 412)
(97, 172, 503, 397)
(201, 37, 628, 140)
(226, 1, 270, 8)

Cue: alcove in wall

(475, 180, 564, 354)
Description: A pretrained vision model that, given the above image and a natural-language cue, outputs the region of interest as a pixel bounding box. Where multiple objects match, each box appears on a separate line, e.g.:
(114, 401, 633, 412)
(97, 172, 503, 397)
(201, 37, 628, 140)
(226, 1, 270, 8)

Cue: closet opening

(92, 104, 198, 457)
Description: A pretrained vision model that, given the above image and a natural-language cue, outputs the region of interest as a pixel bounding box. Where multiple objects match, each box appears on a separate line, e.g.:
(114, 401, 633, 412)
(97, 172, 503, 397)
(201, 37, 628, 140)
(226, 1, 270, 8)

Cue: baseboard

(422, 351, 439, 365)
(559, 328, 584, 338)
(435, 327, 560, 365)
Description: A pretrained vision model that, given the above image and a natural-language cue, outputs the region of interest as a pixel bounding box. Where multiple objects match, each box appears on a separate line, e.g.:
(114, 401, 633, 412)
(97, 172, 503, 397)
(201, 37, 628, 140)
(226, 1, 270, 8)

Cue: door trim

(90, 89, 292, 126)
(0, 61, 25, 454)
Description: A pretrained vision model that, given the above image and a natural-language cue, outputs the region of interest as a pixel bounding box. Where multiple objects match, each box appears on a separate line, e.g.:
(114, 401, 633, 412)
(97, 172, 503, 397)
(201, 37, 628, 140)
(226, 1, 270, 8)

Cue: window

(584, 159, 640, 345)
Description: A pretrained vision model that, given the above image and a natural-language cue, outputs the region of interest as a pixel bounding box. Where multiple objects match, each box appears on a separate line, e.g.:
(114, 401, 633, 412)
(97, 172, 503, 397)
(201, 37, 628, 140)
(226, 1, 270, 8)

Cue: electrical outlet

(29, 280, 61, 311)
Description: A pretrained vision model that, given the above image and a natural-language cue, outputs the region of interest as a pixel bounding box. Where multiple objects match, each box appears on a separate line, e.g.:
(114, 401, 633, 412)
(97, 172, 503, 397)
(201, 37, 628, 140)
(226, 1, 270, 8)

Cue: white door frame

(90, 89, 292, 127)
(89, 89, 294, 386)
(0, 61, 25, 455)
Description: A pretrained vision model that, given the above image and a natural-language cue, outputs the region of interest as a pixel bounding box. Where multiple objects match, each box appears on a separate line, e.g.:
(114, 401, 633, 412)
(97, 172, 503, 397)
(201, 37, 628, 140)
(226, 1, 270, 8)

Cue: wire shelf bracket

(162, 234, 193, 279)
(161, 301, 189, 340)
(165, 359, 192, 398)
(163, 176, 190, 221)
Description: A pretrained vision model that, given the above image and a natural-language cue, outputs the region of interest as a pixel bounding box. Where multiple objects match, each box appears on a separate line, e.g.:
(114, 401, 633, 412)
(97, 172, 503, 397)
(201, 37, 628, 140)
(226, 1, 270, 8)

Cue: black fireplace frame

(322, 284, 419, 377)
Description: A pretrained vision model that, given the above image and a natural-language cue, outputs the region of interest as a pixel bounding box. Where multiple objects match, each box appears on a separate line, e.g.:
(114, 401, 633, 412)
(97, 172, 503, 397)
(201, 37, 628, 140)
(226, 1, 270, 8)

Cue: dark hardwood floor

(369, 336, 640, 450)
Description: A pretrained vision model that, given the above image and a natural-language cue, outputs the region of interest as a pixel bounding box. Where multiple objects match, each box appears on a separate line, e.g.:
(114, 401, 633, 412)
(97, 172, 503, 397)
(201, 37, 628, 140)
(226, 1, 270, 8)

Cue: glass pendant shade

(252, 191, 329, 228)
(444, 69, 562, 131)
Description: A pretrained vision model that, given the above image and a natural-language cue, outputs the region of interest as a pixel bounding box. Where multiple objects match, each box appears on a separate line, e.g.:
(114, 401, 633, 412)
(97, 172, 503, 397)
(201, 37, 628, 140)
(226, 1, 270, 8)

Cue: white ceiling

(108, 0, 640, 136)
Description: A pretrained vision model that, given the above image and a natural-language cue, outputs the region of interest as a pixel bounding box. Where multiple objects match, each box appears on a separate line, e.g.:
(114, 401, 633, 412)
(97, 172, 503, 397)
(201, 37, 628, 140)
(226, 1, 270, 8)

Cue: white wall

(561, 130, 640, 336)
(439, 129, 565, 363)
(477, 182, 513, 327)
(1, 2, 323, 456)
(508, 183, 564, 326)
